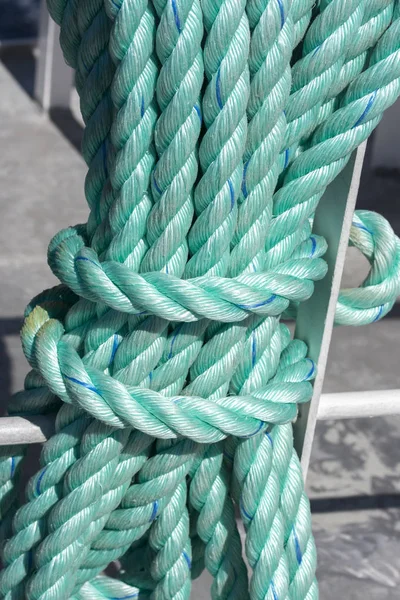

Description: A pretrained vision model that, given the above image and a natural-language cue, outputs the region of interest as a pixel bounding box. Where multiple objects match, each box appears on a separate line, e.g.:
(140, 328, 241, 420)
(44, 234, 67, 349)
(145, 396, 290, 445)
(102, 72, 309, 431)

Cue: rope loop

(46, 225, 328, 322)
(336, 210, 400, 324)
(20, 303, 315, 443)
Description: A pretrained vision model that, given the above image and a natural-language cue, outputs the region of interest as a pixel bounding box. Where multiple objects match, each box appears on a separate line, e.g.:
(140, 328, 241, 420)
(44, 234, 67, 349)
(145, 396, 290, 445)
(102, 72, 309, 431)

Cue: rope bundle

(1, 0, 400, 598)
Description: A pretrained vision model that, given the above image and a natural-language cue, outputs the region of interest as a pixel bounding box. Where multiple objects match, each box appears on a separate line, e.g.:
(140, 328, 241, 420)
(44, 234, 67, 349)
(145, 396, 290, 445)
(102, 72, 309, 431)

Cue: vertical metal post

(34, 0, 73, 110)
(293, 142, 367, 478)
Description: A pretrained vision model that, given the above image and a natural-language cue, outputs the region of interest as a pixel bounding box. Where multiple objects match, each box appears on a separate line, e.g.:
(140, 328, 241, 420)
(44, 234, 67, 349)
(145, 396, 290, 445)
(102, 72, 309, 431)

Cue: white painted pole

(294, 142, 367, 478)
(1, 388, 399, 445)
(0, 416, 55, 445)
(34, 0, 73, 110)
(317, 389, 400, 421)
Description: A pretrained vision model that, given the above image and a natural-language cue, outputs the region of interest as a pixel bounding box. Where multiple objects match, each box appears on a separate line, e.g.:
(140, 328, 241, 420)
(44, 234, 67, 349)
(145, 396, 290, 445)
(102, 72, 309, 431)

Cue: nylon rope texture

(1, 0, 400, 599)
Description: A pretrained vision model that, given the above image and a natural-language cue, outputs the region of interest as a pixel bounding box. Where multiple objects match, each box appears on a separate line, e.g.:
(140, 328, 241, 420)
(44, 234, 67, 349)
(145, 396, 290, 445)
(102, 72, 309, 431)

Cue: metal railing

(1, 9, 399, 483)
(1, 139, 399, 479)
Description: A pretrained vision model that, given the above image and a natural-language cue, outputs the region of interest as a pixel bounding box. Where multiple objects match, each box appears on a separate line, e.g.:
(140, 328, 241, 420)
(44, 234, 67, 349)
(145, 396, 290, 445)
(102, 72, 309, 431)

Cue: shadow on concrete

(311, 493, 400, 513)
(49, 107, 83, 154)
(385, 303, 400, 319)
(359, 139, 400, 237)
(0, 44, 35, 97)
(0, 44, 83, 153)
(0, 317, 23, 416)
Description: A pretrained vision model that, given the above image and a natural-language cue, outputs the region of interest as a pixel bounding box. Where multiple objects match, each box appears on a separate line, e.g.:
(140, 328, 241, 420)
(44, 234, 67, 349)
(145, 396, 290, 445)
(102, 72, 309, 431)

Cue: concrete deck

(1, 55, 400, 598)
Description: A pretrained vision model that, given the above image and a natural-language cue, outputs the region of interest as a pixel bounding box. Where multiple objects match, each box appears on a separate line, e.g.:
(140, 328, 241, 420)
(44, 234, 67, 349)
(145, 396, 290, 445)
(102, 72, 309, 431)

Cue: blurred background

(1, 2, 400, 598)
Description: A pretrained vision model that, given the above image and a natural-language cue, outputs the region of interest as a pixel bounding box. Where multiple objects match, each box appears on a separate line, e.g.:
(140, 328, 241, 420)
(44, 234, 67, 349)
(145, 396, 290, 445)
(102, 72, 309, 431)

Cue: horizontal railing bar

(0, 415, 55, 445)
(317, 389, 400, 421)
(0, 389, 399, 445)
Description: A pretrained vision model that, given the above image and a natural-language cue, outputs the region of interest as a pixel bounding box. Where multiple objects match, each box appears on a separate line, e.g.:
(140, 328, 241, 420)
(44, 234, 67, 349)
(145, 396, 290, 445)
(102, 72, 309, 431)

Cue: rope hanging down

(1, 0, 400, 598)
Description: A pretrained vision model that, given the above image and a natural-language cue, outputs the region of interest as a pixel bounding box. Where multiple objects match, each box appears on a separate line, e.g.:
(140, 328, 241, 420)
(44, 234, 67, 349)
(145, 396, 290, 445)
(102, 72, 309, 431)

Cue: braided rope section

(1, 1, 400, 599)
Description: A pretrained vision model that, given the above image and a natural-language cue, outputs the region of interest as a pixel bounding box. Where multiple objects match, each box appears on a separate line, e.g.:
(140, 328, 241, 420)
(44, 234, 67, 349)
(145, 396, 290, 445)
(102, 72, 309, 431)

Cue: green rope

(291, 0, 314, 48)
(336, 210, 400, 324)
(1, 1, 400, 599)
(281, 0, 366, 172)
(314, 0, 395, 129)
(184, 0, 249, 278)
(265, 6, 400, 272)
(284, 210, 400, 324)
(271, 347, 319, 600)
(50, 0, 115, 231)
(232, 323, 293, 599)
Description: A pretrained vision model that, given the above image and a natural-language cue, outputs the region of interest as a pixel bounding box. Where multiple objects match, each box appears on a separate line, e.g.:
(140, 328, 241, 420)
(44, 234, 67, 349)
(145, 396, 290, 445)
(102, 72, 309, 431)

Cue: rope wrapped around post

(1, 1, 400, 599)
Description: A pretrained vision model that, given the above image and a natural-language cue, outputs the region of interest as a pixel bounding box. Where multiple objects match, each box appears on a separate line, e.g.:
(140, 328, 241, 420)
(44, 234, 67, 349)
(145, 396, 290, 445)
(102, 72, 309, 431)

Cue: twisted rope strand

(48, 0, 115, 233)
(183, 322, 250, 597)
(26, 424, 130, 600)
(184, 0, 250, 278)
(291, 0, 315, 48)
(265, 7, 400, 269)
(73, 430, 154, 589)
(123, 2, 204, 593)
(20, 307, 313, 441)
(284, 210, 400, 324)
(1, 1, 161, 594)
(32, 1, 179, 593)
(148, 461, 192, 599)
(336, 210, 400, 324)
(230, 322, 291, 600)
(140, 0, 204, 277)
(45, 224, 327, 322)
(0, 289, 79, 597)
(71, 575, 145, 600)
(91, 0, 158, 268)
(270, 342, 319, 598)
(189, 442, 249, 599)
(314, 0, 394, 129)
(180, 5, 291, 598)
(2, 1, 400, 599)
(0, 406, 89, 599)
(229, 0, 294, 278)
(57, 5, 207, 584)
(80, 438, 199, 590)
(280, 0, 365, 173)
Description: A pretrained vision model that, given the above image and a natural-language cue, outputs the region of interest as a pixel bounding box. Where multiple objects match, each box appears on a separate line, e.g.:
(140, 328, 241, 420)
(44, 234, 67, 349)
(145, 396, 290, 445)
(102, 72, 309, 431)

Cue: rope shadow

(0, 44, 83, 154)
(0, 317, 23, 416)
(311, 493, 400, 513)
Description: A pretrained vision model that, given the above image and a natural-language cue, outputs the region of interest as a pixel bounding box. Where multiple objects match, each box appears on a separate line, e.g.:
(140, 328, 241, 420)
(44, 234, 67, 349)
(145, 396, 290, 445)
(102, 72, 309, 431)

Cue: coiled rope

(1, 1, 400, 598)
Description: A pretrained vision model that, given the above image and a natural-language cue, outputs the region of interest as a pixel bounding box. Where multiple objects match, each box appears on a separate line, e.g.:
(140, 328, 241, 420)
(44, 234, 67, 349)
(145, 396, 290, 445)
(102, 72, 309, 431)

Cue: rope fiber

(1, 0, 400, 598)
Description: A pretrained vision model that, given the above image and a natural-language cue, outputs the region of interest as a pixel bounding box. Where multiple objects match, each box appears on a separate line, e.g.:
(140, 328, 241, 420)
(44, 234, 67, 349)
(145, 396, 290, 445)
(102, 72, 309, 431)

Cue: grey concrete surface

(1, 56, 400, 598)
